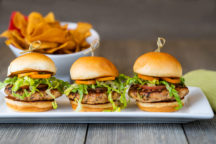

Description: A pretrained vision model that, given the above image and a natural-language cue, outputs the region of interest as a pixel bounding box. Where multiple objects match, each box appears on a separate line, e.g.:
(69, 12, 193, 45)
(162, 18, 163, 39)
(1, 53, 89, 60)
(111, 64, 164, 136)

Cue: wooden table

(0, 0, 216, 144)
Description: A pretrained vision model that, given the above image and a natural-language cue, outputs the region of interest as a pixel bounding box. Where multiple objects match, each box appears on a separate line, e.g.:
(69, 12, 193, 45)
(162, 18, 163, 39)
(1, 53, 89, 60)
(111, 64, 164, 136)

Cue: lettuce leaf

(161, 81, 183, 109)
(0, 76, 69, 109)
(126, 73, 185, 109)
(64, 74, 128, 112)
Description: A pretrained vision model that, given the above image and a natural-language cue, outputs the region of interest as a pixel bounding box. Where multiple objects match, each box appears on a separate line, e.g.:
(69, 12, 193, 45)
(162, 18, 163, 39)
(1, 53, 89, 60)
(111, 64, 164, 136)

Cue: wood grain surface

(183, 117, 216, 144)
(0, 124, 87, 144)
(0, 0, 216, 144)
(86, 124, 188, 144)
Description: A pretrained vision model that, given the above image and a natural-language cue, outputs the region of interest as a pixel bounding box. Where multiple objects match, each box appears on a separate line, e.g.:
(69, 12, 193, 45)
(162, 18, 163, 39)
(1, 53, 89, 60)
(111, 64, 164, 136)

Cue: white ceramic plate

(0, 87, 213, 123)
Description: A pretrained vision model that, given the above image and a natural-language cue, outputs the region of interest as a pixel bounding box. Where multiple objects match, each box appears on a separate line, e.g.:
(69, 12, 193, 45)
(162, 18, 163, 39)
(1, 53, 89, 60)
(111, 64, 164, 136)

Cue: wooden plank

(183, 116, 216, 144)
(86, 123, 188, 144)
(0, 124, 88, 144)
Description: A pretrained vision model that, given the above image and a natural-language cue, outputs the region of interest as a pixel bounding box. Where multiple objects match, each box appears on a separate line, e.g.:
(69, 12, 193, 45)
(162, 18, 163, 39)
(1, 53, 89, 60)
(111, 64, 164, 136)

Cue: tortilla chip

(1, 30, 27, 48)
(0, 30, 11, 38)
(5, 39, 22, 49)
(30, 22, 50, 37)
(70, 22, 92, 46)
(44, 12, 55, 23)
(1, 11, 93, 54)
(27, 12, 44, 35)
(80, 41, 90, 48)
(75, 45, 80, 52)
(12, 12, 27, 36)
(46, 40, 75, 53)
(11, 30, 28, 48)
(28, 28, 68, 43)
(62, 49, 72, 54)
(32, 42, 59, 49)
(48, 21, 61, 28)
(61, 24, 68, 30)
(5, 39, 11, 45)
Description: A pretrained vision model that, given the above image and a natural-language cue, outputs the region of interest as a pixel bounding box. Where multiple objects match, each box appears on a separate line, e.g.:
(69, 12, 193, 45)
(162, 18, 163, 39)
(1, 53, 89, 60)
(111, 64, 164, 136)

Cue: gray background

(0, 0, 216, 40)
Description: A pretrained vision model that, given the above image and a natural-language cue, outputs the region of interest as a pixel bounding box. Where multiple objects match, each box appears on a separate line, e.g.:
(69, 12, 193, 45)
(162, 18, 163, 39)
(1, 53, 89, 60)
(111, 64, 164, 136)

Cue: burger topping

(96, 76, 115, 81)
(75, 76, 116, 85)
(138, 74, 159, 81)
(129, 84, 188, 103)
(138, 74, 181, 84)
(65, 74, 128, 112)
(68, 88, 120, 104)
(139, 85, 166, 91)
(126, 74, 186, 110)
(19, 84, 48, 89)
(0, 76, 69, 109)
(30, 74, 51, 79)
(18, 72, 51, 79)
(5, 84, 62, 101)
(75, 80, 96, 85)
(18, 72, 38, 78)
(161, 81, 184, 109)
(161, 77, 180, 84)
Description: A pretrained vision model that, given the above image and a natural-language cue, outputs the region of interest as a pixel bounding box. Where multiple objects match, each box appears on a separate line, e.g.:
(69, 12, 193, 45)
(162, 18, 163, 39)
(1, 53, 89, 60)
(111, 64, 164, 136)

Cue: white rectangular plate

(0, 87, 214, 123)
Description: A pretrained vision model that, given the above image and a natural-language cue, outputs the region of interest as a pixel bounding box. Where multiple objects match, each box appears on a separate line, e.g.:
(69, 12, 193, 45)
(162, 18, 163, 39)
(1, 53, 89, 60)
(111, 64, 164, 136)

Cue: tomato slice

(75, 80, 96, 85)
(96, 76, 115, 81)
(161, 77, 180, 84)
(138, 74, 159, 81)
(139, 85, 166, 90)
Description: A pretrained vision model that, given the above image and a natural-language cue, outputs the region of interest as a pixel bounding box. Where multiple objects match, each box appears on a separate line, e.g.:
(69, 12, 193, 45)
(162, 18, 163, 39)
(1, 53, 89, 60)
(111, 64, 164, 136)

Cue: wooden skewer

(20, 41, 42, 54)
(155, 37, 166, 52)
(83, 39, 99, 56)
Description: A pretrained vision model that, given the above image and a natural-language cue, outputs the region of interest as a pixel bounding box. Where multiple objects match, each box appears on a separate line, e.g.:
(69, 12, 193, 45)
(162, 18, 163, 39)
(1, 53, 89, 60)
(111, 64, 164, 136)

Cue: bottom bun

(5, 97, 53, 112)
(137, 101, 185, 112)
(70, 100, 115, 112)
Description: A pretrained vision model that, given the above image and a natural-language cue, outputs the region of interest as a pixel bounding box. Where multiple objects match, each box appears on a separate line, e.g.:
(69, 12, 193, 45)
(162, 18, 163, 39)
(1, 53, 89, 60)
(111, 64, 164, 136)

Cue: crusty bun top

(133, 52, 182, 77)
(7, 53, 56, 76)
(70, 56, 119, 80)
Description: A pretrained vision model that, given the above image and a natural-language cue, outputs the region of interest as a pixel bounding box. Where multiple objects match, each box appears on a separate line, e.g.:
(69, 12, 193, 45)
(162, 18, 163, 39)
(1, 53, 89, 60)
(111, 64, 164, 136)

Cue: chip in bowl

(0, 11, 93, 54)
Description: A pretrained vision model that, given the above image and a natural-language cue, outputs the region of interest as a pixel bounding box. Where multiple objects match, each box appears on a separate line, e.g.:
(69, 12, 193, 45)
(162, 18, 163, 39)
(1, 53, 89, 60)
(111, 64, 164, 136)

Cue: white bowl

(8, 22, 100, 81)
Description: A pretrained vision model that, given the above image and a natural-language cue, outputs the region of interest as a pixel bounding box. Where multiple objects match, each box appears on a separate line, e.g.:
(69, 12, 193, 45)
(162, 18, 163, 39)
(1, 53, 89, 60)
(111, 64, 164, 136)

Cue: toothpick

(20, 40, 42, 54)
(155, 37, 166, 52)
(83, 39, 99, 56)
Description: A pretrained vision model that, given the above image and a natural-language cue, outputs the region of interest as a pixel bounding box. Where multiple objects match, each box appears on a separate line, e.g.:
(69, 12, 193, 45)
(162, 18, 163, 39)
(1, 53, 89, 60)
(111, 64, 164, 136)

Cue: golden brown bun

(70, 100, 115, 112)
(137, 101, 184, 112)
(5, 97, 53, 112)
(7, 52, 56, 76)
(70, 56, 119, 80)
(133, 52, 182, 77)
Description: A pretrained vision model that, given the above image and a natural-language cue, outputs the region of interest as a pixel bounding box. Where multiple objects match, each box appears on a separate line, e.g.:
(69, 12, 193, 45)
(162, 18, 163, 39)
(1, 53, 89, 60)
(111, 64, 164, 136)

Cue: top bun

(8, 53, 56, 76)
(70, 56, 119, 80)
(133, 52, 182, 77)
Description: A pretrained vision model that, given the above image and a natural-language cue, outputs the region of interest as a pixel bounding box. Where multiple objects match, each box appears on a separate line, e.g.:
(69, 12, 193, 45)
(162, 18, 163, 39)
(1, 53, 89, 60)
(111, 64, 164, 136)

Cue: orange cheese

(138, 74, 159, 81)
(161, 77, 180, 84)
(96, 76, 115, 81)
(75, 80, 96, 85)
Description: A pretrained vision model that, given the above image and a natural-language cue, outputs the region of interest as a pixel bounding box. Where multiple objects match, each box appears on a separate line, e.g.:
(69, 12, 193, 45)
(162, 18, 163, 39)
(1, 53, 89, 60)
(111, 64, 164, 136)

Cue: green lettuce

(64, 74, 128, 112)
(0, 76, 69, 109)
(126, 73, 185, 109)
(161, 81, 183, 109)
